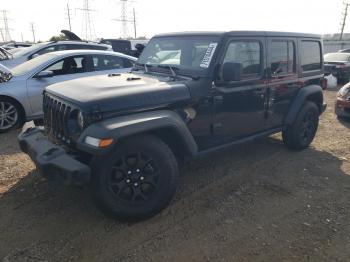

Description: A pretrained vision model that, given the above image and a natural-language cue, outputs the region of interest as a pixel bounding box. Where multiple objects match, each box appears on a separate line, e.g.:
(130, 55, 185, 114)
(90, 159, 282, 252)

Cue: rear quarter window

(301, 41, 322, 71)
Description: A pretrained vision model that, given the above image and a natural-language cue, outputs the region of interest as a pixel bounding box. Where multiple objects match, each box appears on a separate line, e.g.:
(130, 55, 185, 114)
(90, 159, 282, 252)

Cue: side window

(92, 55, 126, 71)
(301, 41, 322, 71)
(43, 55, 91, 76)
(32, 46, 56, 57)
(223, 41, 261, 78)
(65, 44, 85, 50)
(56, 45, 68, 51)
(88, 45, 108, 51)
(270, 41, 295, 75)
(123, 58, 134, 68)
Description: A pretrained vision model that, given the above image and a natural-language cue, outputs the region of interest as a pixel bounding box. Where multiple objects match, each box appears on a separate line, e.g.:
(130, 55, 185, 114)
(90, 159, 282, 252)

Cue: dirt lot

(1, 89, 350, 262)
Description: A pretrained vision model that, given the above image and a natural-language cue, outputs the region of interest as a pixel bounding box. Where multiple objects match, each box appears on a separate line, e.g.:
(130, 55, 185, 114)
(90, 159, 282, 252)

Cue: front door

(211, 37, 268, 145)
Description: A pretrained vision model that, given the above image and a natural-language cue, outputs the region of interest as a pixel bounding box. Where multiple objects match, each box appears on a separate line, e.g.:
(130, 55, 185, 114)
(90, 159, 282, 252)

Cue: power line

(65, 2, 73, 32)
(0, 10, 12, 42)
(112, 0, 137, 39)
(0, 29, 4, 42)
(340, 1, 350, 40)
(30, 23, 36, 43)
(77, 0, 96, 40)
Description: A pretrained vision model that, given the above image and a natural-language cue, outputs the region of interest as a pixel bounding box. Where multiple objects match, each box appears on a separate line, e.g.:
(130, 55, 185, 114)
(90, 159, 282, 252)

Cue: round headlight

(77, 111, 84, 129)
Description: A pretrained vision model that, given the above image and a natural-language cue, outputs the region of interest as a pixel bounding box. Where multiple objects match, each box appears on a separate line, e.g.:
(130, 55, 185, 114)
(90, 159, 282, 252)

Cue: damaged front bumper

(18, 124, 91, 186)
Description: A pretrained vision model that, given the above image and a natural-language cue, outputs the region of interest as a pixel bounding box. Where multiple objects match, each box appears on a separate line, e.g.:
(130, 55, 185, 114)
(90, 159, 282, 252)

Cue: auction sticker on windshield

(200, 43, 218, 68)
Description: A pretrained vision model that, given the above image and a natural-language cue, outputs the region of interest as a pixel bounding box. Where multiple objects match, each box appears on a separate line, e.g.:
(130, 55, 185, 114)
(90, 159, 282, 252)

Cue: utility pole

(0, 10, 12, 42)
(30, 23, 36, 43)
(21, 32, 24, 42)
(340, 1, 350, 40)
(77, 0, 96, 40)
(133, 8, 136, 39)
(66, 3, 73, 31)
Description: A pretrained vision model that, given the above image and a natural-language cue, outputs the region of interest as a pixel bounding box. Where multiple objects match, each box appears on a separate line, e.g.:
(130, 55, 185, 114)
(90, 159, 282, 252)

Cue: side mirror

(135, 43, 145, 51)
(222, 62, 243, 82)
(35, 70, 54, 79)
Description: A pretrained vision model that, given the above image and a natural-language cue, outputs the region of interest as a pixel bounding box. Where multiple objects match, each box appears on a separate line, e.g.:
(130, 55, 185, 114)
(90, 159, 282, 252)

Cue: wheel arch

(284, 85, 324, 126)
(0, 94, 26, 120)
(77, 110, 198, 158)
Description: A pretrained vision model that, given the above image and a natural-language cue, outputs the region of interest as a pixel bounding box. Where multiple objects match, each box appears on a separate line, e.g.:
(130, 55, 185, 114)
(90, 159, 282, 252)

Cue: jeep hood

(46, 72, 191, 113)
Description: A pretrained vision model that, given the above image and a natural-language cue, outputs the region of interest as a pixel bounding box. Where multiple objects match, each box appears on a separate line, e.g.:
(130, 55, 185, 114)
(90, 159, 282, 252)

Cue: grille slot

(43, 92, 77, 144)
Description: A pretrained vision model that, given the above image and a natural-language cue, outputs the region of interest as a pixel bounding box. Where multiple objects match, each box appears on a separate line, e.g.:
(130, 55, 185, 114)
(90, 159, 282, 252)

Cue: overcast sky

(0, 0, 346, 42)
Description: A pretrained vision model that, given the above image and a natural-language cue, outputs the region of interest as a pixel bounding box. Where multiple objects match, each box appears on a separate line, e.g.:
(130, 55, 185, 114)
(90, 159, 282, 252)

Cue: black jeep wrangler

(19, 31, 326, 221)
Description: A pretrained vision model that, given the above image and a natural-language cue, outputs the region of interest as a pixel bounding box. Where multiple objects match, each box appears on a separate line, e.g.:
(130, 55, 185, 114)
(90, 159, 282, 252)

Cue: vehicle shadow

(0, 135, 349, 261)
(337, 115, 350, 129)
(0, 129, 22, 155)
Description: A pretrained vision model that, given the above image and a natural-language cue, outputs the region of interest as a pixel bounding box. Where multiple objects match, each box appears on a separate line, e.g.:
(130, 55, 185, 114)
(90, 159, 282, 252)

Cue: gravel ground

(1, 89, 350, 262)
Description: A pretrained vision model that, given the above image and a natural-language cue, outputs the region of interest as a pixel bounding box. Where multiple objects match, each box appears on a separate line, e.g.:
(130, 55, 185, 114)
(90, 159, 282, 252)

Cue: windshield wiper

(134, 62, 154, 73)
(157, 65, 179, 79)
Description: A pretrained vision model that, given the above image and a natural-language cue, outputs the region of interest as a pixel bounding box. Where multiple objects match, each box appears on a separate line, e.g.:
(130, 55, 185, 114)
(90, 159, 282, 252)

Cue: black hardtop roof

(154, 31, 321, 39)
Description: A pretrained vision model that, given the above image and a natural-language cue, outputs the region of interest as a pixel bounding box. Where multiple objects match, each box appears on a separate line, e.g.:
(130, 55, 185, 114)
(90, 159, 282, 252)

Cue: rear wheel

(0, 98, 23, 133)
(89, 135, 179, 222)
(282, 101, 319, 150)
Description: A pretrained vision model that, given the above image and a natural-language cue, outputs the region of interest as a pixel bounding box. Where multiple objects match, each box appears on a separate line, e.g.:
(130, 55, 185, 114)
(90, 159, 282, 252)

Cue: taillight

(320, 78, 327, 90)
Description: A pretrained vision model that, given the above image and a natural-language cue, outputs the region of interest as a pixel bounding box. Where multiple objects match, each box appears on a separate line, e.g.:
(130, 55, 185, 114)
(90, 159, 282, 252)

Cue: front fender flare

(76, 110, 198, 156)
(284, 85, 323, 126)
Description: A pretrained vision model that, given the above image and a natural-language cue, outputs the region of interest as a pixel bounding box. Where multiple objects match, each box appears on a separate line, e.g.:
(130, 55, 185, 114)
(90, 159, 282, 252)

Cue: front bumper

(18, 126, 91, 186)
(335, 98, 350, 118)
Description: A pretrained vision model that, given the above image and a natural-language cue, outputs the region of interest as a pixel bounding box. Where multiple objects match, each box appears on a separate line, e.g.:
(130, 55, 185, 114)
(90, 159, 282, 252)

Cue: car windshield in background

(11, 42, 48, 58)
(137, 36, 220, 74)
(324, 53, 350, 62)
(11, 53, 55, 76)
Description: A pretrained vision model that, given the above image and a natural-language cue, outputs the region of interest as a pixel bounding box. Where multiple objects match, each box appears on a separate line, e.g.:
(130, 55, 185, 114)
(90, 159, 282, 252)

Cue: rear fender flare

(284, 85, 323, 125)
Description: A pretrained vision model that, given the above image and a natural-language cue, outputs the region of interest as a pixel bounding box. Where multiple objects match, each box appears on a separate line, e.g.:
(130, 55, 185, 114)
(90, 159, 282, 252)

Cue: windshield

(12, 42, 48, 58)
(137, 36, 220, 75)
(324, 53, 350, 62)
(11, 53, 56, 76)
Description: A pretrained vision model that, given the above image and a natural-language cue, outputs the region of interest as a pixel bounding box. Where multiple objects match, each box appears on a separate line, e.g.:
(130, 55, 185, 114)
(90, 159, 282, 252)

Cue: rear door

(265, 37, 300, 128)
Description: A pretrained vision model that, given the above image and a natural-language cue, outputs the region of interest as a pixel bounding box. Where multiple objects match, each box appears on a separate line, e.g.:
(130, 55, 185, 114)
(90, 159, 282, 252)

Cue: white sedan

(0, 49, 136, 133)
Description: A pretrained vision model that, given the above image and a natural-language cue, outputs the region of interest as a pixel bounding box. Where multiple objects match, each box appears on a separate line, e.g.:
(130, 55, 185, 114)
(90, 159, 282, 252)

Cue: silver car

(0, 41, 112, 69)
(0, 50, 136, 133)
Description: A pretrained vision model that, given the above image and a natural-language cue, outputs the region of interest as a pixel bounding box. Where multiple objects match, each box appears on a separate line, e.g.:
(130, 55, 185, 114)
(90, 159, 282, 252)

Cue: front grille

(43, 92, 77, 145)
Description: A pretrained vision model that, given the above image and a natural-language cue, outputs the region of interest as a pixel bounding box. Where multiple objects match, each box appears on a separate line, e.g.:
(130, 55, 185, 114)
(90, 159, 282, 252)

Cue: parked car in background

(19, 31, 326, 221)
(335, 82, 350, 117)
(100, 39, 148, 57)
(0, 50, 136, 132)
(7, 47, 27, 54)
(2, 42, 32, 50)
(0, 40, 112, 69)
(338, 48, 350, 53)
(0, 46, 12, 61)
(324, 52, 350, 83)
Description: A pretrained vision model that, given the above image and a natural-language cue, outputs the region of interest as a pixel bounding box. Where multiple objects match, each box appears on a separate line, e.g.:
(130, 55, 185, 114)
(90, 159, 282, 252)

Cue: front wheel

(282, 101, 319, 150)
(89, 135, 179, 222)
(0, 98, 23, 133)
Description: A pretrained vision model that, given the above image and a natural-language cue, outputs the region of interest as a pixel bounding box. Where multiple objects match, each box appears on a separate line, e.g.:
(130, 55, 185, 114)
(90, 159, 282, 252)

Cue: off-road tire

(282, 101, 319, 151)
(89, 134, 179, 222)
(0, 97, 24, 133)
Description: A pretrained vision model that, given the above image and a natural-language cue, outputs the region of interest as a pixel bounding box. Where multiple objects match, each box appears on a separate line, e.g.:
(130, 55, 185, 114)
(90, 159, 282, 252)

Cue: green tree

(49, 34, 68, 42)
